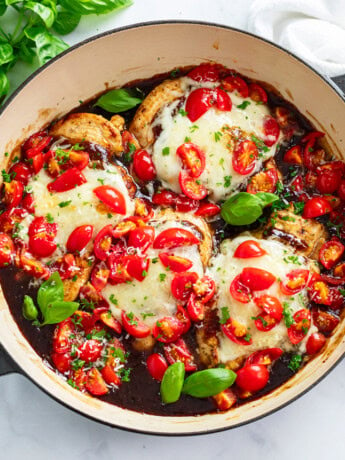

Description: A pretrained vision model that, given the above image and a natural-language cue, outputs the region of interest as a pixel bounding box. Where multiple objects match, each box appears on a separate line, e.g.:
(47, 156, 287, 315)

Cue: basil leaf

(160, 362, 185, 404)
(0, 1, 7, 16)
(41, 300, 79, 325)
(59, 0, 133, 16)
(53, 10, 81, 35)
(22, 295, 38, 321)
(255, 192, 280, 208)
(0, 43, 14, 65)
(24, 1, 56, 28)
(221, 192, 263, 226)
(37, 271, 64, 313)
(17, 39, 36, 63)
(25, 26, 69, 66)
(0, 68, 9, 100)
(182, 368, 237, 398)
(95, 88, 143, 113)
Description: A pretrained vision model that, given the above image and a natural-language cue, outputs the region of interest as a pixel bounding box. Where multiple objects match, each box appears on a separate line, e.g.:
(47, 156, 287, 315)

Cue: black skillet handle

(330, 75, 345, 94)
(0, 343, 22, 376)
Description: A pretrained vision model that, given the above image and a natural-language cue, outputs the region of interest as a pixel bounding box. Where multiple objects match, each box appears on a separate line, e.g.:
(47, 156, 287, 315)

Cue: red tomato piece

(232, 140, 258, 175)
(175, 305, 191, 334)
(133, 149, 156, 181)
(112, 220, 136, 239)
(23, 131, 52, 157)
(51, 352, 71, 374)
(301, 131, 325, 144)
(153, 227, 200, 249)
(47, 167, 86, 193)
(236, 364, 269, 392)
(68, 151, 89, 170)
(32, 153, 44, 174)
(280, 269, 310, 296)
(283, 145, 303, 164)
(152, 316, 184, 343)
(249, 83, 268, 103)
(179, 170, 208, 200)
(194, 202, 220, 217)
(29, 216, 57, 258)
(163, 338, 197, 371)
(287, 309, 311, 344)
(121, 311, 151, 338)
(146, 353, 168, 381)
(85, 368, 109, 396)
(18, 250, 50, 279)
(66, 224, 93, 253)
(213, 388, 237, 411)
(53, 319, 74, 354)
(334, 262, 345, 278)
(187, 293, 204, 322)
(91, 264, 109, 291)
(221, 318, 253, 345)
(230, 274, 252, 303)
(159, 252, 193, 272)
(263, 116, 280, 147)
(245, 348, 283, 366)
(302, 196, 332, 219)
(308, 275, 332, 306)
(253, 295, 283, 331)
(98, 311, 122, 334)
(9, 162, 31, 185)
(93, 225, 113, 261)
(240, 267, 276, 291)
(55, 253, 77, 280)
(128, 226, 155, 253)
(175, 194, 199, 212)
(101, 365, 121, 386)
(107, 253, 131, 285)
(187, 63, 221, 82)
(290, 176, 304, 192)
(93, 185, 126, 214)
(338, 179, 345, 201)
(22, 193, 35, 213)
(176, 143, 206, 178)
(233, 240, 267, 258)
(319, 239, 344, 270)
(312, 308, 339, 333)
(222, 75, 249, 98)
(125, 255, 150, 282)
(306, 332, 326, 355)
(4, 180, 24, 209)
(185, 87, 232, 122)
(316, 169, 342, 194)
(171, 271, 199, 301)
(78, 339, 103, 363)
(152, 190, 177, 207)
(193, 276, 216, 303)
(246, 168, 277, 193)
(0, 233, 14, 267)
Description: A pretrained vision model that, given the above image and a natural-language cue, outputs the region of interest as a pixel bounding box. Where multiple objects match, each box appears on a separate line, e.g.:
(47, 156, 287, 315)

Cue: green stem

(11, 7, 26, 43)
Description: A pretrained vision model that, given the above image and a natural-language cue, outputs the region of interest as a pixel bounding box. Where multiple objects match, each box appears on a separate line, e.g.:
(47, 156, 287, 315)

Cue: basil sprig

(182, 368, 237, 398)
(160, 362, 185, 404)
(95, 88, 144, 113)
(24, 272, 79, 326)
(221, 192, 279, 226)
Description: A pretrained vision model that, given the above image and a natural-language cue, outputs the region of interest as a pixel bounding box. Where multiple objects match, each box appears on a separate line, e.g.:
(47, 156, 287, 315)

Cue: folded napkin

(247, 0, 345, 77)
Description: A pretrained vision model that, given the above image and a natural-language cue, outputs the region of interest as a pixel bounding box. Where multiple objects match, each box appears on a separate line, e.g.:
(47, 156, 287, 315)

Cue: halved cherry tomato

(338, 180, 345, 201)
(234, 240, 267, 258)
(245, 348, 283, 366)
(23, 131, 52, 157)
(302, 196, 332, 219)
(152, 316, 184, 343)
(125, 255, 150, 282)
(134, 197, 154, 220)
(179, 171, 208, 200)
(236, 364, 269, 392)
(133, 149, 156, 181)
(312, 308, 339, 333)
(93, 185, 126, 214)
(9, 162, 31, 185)
(253, 295, 283, 331)
(323, 195, 341, 209)
(176, 143, 206, 178)
(274, 106, 294, 129)
(153, 227, 199, 249)
(176, 305, 191, 334)
(72, 310, 94, 332)
(78, 339, 103, 363)
(334, 263, 345, 278)
(146, 353, 168, 381)
(316, 168, 342, 194)
(246, 168, 277, 193)
(303, 134, 326, 170)
(263, 116, 280, 147)
(193, 276, 216, 303)
(55, 253, 77, 280)
(98, 310, 122, 334)
(213, 388, 237, 411)
(91, 264, 109, 291)
(18, 249, 50, 279)
(287, 309, 311, 344)
(93, 225, 113, 261)
(308, 275, 332, 306)
(112, 220, 136, 239)
(152, 190, 199, 212)
(232, 140, 258, 175)
(283, 145, 302, 164)
(47, 167, 86, 193)
(32, 153, 44, 174)
(187, 293, 204, 322)
(249, 83, 267, 103)
(306, 332, 326, 355)
(175, 194, 199, 212)
(85, 368, 108, 396)
(222, 75, 249, 98)
(328, 287, 345, 311)
(68, 150, 89, 170)
(185, 87, 232, 122)
(159, 252, 193, 272)
(0, 233, 14, 267)
(230, 274, 251, 303)
(66, 224, 93, 253)
(29, 216, 57, 258)
(171, 271, 199, 301)
(101, 365, 121, 386)
(221, 318, 252, 345)
(53, 319, 74, 353)
(290, 176, 304, 192)
(194, 202, 220, 217)
(301, 131, 325, 144)
(280, 269, 310, 296)
(187, 63, 221, 82)
(121, 311, 150, 338)
(163, 338, 197, 371)
(319, 239, 344, 269)
(107, 253, 131, 284)
(51, 352, 71, 374)
(72, 368, 87, 389)
(4, 180, 24, 209)
(22, 193, 35, 213)
(128, 226, 155, 252)
(240, 267, 276, 291)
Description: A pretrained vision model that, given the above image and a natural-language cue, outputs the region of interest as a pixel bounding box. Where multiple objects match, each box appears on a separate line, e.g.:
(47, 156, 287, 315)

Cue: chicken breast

(63, 256, 93, 302)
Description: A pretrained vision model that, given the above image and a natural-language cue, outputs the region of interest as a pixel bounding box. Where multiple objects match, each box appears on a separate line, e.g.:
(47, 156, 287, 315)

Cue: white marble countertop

(1, 1, 345, 459)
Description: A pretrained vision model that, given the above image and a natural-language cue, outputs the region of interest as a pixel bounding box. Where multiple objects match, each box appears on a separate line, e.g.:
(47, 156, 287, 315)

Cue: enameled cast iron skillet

(0, 21, 345, 435)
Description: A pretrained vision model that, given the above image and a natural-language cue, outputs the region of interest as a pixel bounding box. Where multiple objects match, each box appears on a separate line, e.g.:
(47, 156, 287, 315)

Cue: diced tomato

(175, 305, 191, 334)
(179, 171, 208, 200)
(128, 226, 155, 252)
(47, 167, 86, 193)
(32, 153, 44, 174)
(187, 63, 221, 82)
(230, 274, 252, 303)
(0, 233, 14, 267)
(66, 224, 93, 253)
(263, 116, 280, 147)
(22, 193, 35, 213)
(222, 75, 249, 98)
(4, 180, 24, 209)
(98, 310, 122, 334)
(280, 269, 310, 295)
(72, 310, 94, 332)
(146, 353, 168, 381)
(290, 176, 304, 192)
(319, 239, 344, 270)
(171, 271, 199, 301)
(23, 131, 52, 157)
(55, 253, 77, 280)
(93, 185, 126, 214)
(9, 162, 31, 185)
(306, 332, 326, 355)
(175, 194, 199, 212)
(221, 318, 252, 345)
(234, 240, 267, 259)
(153, 227, 200, 249)
(93, 225, 113, 261)
(253, 295, 283, 331)
(133, 149, 156, 181)
(247, 168, 277, 193)
(316, 169, 342, 195)
(164, 338, 197, 371)
(308, 275, 332, 306)
(312, 308, 339, 333)
(187, 293, 204, 322)
(301, 131, 325, 144)
(159, 252, 193, 272)
(176, 143, 206, 178)
(51, 352, 71, 374)
(193, 276, 216, 303)
(68, 151, 89, 170)
(283, 145, 302, 164)
(236, 364, 269, 392)
(72, 368, 87, 389)
(323, 195, 341, 209)
(232, 140, 258, 175)
(302, 197, 332, 219)
(85, 368, 109, 396)
(152, 316, 184, 343)
(29, 216, 57, 258)
(287, 309, 311, 344)
(245, 348, 283, 366)
(248, 83, 267, 103)
(18, 249, 50, 279)
(240, 267, 276, 291)
(91, 264, 109, 291)
(185, 87, 232, 122)
(53, 319, 74, 353)
(125, 255, 150, 282)
(101, 365, 121, 386)
(334, 263, 345, 278)
(107, 253, 131, 285)
(121, 311, 150, 338)
(0, 208, 25, 233)
(194, 202, 220, 217)
(213, 388, 237, 411)
(78, 339, 103, 363)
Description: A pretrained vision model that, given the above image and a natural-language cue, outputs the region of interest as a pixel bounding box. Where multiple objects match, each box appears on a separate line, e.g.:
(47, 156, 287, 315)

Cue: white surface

(1, 1, 345, 459)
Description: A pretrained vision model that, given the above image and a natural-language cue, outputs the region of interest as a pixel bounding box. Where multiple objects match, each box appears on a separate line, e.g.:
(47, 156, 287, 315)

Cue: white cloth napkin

(247, 0, 345, 77)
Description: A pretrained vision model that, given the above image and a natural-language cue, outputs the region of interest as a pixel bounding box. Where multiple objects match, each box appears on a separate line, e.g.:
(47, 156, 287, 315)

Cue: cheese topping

(207, 235, 317, 363)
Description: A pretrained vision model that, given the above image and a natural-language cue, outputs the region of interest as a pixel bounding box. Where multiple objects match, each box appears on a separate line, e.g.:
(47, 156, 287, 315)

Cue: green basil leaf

(37, 271, 64, 313)
(22, 295, 38, 321)
(0, 0, 7, 15)
(95, 88, 143, 113)
(160, 362, 185, 404)
(24, 1, 56, 28)
(25, 26, 69, 66)
(17, 39, 36, 63)
(0, 68, 9, 100)
(41, 300, 79, 325)
(59, 0, 133, 16)
(182, 368, 237, 398)
(221, 192, 263, 226)
(5, 1, 20, 5)
(0, 43, 13, 65)
(255, 192, 280, 208)
(53, 10, 81, 35)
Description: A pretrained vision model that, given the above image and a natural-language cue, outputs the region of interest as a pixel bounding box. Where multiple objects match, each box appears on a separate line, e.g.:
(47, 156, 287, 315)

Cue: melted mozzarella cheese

(19, 164, 135, 247)
(103, 219, 204, 327)
(207, 235, 317, 363)
(150, 77, 282, 201)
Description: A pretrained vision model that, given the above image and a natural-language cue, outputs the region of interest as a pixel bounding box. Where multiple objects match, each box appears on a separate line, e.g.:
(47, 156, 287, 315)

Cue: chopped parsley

(251, 315, 268, 327)
(127, 312, 137, 326)
(178, 108, 188, 117)
(276, 181, 284, 194)
(236, 100, 251, 110)
(223, 175, 232, 187)
(1, 169, 11, 183)
(294, 201, 305, 215)
(109, 294, 118, 305)
(46, 213, 54, 223)
(219, 306, 230, 325)
(162, 147, 170, 156)
(141, 312, 155, 320)
(251, 134, 270, 153)
(159, 273, 166, 282)
(282, 302, 294, 327)
(288, 354, 303, 372)
(243, 333, 252, 342)
(58, 200, 72, 208)
(214, 131, 223, 142)
(189, 125, 199, 133)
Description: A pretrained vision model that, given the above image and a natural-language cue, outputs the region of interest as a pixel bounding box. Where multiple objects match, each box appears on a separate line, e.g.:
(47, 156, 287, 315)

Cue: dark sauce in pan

(1, 67, 343, 416)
